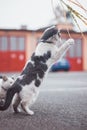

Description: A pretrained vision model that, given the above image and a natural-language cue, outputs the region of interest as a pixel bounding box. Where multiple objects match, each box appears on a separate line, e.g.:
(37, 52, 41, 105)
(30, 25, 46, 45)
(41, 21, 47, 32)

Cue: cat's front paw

(67, 38, 75, 45)
(28, 110, 34, 115)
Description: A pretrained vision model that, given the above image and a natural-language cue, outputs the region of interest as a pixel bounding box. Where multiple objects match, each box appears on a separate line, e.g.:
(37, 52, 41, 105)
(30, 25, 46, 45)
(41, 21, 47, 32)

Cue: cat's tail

(0, 83, 22, 111)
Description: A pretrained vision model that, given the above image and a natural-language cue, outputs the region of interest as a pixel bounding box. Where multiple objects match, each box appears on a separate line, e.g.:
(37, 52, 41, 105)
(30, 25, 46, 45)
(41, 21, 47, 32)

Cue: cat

(0, 26, 74, 115)
(0, 75, 14, 104)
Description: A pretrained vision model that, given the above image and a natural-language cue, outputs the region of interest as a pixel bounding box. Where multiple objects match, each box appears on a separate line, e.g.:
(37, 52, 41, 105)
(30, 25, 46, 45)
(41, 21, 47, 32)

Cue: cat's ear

(2, 75, 8, 81)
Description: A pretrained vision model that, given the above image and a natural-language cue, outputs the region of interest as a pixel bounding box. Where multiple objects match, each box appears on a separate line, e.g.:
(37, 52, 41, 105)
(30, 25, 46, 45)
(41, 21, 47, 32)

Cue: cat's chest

(21, 82, 40, 96)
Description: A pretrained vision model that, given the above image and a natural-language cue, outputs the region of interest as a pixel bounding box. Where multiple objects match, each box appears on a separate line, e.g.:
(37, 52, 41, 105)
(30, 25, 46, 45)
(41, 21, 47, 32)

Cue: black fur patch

(21, 62, 33, 74)
(31, 51, 51, 63)
(16, 51, 51, 87)
(35, 79, 41, 87)
(40, 27, 58, 42)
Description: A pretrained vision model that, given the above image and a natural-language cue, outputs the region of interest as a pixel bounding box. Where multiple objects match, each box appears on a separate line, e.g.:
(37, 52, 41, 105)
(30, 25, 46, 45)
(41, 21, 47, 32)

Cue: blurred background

(0, 1, 87, 130)
(0, 0, 87, 72)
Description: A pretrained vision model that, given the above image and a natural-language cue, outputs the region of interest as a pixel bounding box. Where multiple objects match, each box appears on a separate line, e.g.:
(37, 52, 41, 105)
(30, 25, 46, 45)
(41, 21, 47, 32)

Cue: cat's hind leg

(12, 93, 21, 113)
(20, 100, 34, 115)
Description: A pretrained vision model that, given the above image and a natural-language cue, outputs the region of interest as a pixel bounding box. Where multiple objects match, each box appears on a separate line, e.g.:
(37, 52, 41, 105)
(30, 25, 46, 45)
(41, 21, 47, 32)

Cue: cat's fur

(0, 26, 74, 115)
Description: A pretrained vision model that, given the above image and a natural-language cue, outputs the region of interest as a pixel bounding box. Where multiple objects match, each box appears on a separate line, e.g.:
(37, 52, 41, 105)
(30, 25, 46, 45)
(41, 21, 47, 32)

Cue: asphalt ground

(0, 72, 87, 130)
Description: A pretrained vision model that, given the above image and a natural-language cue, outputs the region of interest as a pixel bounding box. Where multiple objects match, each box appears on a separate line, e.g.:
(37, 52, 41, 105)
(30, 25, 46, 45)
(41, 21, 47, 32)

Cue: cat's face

(40, 26, 61, 47)
(0, 76, 14, 102)
(47, 31, 61, 46)
(1, 76, 14, 89)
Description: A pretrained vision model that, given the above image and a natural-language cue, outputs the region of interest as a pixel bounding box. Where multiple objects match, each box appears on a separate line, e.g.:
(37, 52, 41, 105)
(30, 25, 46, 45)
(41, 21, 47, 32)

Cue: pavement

(0, 72, 87, 130)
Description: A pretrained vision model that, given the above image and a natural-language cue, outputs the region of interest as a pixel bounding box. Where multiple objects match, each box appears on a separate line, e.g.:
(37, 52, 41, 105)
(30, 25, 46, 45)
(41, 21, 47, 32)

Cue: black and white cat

(0, 26, 74, 115)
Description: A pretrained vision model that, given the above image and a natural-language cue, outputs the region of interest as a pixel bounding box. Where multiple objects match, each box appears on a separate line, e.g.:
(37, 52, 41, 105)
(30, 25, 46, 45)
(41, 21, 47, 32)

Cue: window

(18, 37, 25, 51)
(68, 38, 82, 58)
(62, 38, 67, 57)
(10, 37, 25, 51)
(75, 39, 82, 57)
(0, 37, 8, 51)
(0, 36, 25, 51)
(69, 44, 75, 57)
(10, 37, 17, 51)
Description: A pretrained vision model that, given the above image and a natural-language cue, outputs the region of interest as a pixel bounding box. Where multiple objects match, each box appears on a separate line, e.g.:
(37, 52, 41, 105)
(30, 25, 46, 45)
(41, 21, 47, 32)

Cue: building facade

(0, 27, 87, 72)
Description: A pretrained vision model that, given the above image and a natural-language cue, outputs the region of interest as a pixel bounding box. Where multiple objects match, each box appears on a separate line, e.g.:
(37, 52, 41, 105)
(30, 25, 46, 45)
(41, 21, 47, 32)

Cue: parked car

(51, 58, 70, 72)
